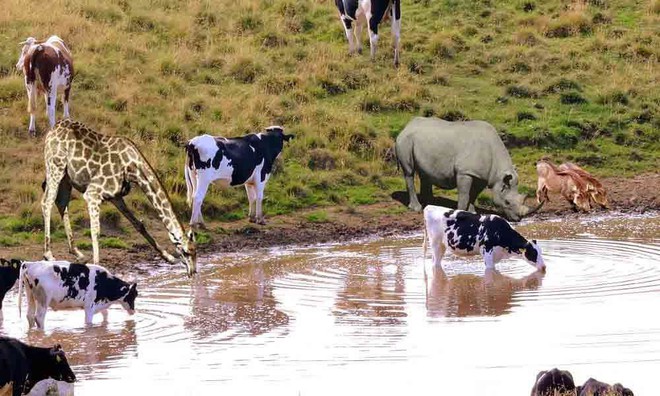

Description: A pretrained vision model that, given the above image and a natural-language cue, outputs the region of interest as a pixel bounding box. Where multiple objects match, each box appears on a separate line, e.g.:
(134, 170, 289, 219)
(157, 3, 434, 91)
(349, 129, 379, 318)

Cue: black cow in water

(0, 259, 21, 320)
(184, 126, 294, 227)
(423, 206, 546, 271)
(18, 260, 138, 329)
(531, 368, 577, 396)
(335, 0, 401, 66)
(0, 336, 76, 396)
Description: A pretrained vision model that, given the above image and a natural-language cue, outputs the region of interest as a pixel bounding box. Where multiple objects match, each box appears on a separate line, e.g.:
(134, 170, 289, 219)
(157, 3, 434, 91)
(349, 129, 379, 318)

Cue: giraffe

(41, 119, 197, 277)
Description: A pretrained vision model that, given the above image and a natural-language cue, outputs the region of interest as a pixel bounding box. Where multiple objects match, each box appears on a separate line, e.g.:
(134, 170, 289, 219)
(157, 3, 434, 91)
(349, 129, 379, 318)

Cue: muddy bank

(3, 173, 658, 271)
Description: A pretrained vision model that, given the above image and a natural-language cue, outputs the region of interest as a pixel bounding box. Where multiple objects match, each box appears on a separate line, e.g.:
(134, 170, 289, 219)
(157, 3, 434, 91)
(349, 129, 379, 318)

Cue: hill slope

(0, 0, 658, 249)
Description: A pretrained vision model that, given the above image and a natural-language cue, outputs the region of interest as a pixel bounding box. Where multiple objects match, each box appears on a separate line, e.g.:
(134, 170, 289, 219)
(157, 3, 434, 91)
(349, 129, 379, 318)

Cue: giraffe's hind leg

(42, 161, 67, 261)
(55, 175, 85, 262)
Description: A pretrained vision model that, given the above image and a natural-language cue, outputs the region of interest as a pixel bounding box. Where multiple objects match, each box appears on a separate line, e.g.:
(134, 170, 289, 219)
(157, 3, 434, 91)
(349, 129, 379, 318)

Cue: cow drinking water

(184, 126, 293, 227)
(18, 260, 138, 330)
(423, 205, 546, 272)
(16, 36, 73, 136)
(0, 259, 21, 321)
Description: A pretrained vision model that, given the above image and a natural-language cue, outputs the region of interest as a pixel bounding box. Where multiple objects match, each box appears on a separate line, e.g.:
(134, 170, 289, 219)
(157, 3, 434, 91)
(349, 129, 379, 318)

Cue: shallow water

(1, 213, 659, 395)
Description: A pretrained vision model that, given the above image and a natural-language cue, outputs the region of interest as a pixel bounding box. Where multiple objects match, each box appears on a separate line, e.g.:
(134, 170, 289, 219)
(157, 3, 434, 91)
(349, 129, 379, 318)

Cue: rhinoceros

(394, 117, 543, 221)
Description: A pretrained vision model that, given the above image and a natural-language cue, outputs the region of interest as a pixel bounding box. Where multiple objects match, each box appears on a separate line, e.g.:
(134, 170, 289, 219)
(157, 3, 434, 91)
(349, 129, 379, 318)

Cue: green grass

(0, 0, 657, 242)
(305, 210, 330, 223)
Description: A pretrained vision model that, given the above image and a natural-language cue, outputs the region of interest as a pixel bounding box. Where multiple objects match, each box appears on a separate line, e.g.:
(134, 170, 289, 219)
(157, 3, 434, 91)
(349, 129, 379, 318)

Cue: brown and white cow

(15, 36, 73, 136)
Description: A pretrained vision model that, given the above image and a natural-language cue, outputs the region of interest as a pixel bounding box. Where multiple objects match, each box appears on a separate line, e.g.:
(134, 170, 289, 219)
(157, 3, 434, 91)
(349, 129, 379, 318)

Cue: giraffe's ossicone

(41, 119, 197, 277)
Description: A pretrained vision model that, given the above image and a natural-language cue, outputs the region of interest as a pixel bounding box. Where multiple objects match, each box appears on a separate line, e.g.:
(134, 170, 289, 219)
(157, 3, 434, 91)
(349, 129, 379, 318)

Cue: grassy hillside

(0, 0, 658, 248)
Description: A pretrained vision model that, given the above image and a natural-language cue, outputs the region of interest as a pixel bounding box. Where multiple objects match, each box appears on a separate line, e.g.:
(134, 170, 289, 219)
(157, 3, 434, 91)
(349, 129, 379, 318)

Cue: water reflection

(333, 258, 407, 326)
(425, 266, 544, 318)
(185, 263, 289, 338)
(25, 321, 137, 377)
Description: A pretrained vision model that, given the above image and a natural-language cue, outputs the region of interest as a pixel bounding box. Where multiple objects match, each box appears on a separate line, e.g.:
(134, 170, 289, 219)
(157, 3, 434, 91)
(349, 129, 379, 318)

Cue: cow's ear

(532, 239, 537, 244)
(0, 258, 7, 267)
(503, 173, 513, 188)
(283, 134, 294, 142)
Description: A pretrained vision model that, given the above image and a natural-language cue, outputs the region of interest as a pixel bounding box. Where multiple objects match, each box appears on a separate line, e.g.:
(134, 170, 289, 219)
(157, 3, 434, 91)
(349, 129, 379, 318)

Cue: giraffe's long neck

(134, 160, 186, 246)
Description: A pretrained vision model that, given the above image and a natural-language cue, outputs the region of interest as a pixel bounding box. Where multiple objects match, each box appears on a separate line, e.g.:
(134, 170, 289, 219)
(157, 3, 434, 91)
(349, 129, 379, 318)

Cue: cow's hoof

(357, 47, 363, 55)
(28, 129, 36, 137)
(248, 217, 257, 224)
(408, 203, 423, 212)
(257, 218, 267, 225)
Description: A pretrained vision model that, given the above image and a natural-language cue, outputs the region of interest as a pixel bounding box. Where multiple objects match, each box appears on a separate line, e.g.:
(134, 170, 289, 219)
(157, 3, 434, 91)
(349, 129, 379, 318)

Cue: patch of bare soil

(3, 173, 658, 273)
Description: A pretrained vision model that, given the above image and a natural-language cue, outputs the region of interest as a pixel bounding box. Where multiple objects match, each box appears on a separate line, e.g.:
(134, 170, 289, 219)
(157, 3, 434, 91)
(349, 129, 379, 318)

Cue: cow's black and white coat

(0, 336, 75, 396)
(423, 206, 546, 271)
(0, 259, 21, 320)
(335, 0, 401, 66)
(184, 126, 293, 226)
(18, 260, 138, 329)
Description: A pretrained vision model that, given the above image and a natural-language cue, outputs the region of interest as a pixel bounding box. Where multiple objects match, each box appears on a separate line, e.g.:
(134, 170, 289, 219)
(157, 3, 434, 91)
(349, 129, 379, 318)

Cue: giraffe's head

(176, 230, 197, 277)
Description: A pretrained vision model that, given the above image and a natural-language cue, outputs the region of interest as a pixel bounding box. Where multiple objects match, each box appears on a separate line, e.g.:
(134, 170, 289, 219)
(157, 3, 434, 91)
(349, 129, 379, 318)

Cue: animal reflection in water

(424, 266, 544, 318)
(185, 263, 289, 338)
(25, 321, 137, 376)
(333, 258, 407, 326)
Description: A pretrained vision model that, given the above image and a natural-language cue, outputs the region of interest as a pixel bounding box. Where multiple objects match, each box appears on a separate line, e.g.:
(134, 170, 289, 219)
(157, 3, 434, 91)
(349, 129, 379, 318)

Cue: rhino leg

(457, 175, 479, 213)
(468, 179, 487, 213)
(405, 174, 423, 211)
(420, 176, 433, 204)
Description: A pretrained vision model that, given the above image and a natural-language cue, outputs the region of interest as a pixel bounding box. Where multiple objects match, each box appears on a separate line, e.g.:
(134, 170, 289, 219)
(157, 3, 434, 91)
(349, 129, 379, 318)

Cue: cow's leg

(83, 187, 104, 265)
(42, 161, 67, 261)
(254, 181, 267, 225)
(110, 197, 178, 264)
(35, 301, 48, 330)
(355, 17, 364, 54)
(245, 183, 257, 223)
(391, 0, 401, 67)
(84, 305, 95, 325)
(431, 238, 446, 267)
(456, 174, 474, 211)
(190, 176, 211, 227)
(340, 16, 356, 54)
(55, 175, 85, 262)
(367, 2, 388, 60)
(481, 246, 495, 269)
(62, 86, 71, 119)
(26, 287, 37, 328)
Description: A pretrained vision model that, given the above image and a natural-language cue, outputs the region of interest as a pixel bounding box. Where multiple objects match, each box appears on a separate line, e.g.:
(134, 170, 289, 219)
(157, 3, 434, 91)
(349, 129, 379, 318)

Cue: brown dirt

(2, 173, 658, 273)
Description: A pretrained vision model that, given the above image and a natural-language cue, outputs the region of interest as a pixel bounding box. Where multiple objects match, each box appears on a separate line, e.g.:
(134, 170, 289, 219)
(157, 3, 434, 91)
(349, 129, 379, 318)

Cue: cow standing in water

(335, 0, 401, 66)
(185, 126, 294, 227)
(15, 35, 73, 136)
(18, 260, 138, 330)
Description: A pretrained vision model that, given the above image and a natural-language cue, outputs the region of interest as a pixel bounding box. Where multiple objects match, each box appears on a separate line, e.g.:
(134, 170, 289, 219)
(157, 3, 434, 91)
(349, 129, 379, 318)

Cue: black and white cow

(0, 336, 76, 396)
(184, 126, 294, 227)
(0, 259, 21, 320)
(18, 261, 138, 329)
(335, 0, 401, 66)
(423, 205, 546, 271)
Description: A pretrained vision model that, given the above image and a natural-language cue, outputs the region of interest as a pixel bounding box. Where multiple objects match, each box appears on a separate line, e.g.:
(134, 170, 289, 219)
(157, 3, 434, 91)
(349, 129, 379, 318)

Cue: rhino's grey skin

(395, 117, 542, 221)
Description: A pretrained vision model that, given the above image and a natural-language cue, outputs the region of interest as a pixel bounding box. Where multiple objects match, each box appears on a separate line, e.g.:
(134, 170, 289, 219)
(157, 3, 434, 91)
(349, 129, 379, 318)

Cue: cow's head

(46, 345, 76, 383)
(265, 125, 294, 142)
(16, 37, 37, 72)
(120, 283, 138, 314)
(522, 239, 546, 272)
(177, 230, 197, 277)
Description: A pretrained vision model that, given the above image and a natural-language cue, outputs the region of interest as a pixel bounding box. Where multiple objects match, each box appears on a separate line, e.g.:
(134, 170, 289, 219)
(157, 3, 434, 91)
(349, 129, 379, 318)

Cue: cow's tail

(184, 144, 195, 207)
(17, 262, 25, 317)
(26, 45, 45, 114)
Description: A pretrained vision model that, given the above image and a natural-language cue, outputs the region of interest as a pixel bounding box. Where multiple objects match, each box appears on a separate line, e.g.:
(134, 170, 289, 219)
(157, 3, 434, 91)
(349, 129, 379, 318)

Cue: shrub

(506, 85, 537, 98)
(560, 92, 588, 104)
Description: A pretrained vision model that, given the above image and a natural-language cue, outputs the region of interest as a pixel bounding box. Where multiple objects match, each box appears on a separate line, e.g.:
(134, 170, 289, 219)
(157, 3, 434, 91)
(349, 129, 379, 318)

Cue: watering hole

(1, 213, 659, 395)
